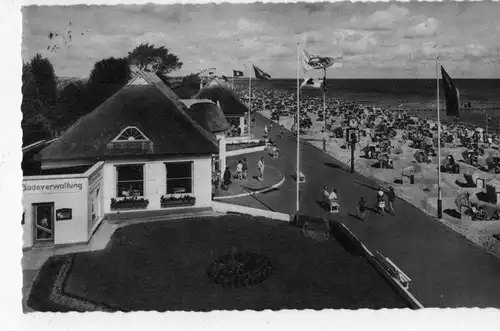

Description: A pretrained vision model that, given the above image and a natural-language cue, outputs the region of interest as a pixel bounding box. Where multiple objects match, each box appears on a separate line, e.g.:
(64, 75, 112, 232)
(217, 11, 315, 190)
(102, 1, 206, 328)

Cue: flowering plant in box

(160, 194, 196, 206)
(110, 197, 149, 210)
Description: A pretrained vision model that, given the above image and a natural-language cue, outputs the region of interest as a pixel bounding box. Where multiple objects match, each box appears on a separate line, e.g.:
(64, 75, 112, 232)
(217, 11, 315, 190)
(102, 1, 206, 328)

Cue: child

(257, 157, 264, 181)
(242, 157, 248, 179)
(376, 187, 386, 215)
(223, 167, 232, 189)
(358, 197, 367, 221)
(236, 160, 243, 180)
(387, 186, 396, 215)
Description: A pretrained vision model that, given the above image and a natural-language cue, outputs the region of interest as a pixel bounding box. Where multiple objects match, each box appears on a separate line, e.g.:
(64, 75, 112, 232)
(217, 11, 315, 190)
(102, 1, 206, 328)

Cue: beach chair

(329, 200, 339, 213)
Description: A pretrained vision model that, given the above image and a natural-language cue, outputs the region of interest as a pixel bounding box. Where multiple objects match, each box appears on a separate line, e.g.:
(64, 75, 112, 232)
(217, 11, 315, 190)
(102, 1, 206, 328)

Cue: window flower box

(110, 197, 149, 211)
(160, 195, 196, 208)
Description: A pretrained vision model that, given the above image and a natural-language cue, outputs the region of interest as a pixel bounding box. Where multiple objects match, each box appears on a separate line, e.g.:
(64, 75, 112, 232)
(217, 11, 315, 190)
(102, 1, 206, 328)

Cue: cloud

(405, 18, 438, 38)
(21, 3, 500, 78)
(299, 31, 325, 47)
(361, 4, 410, 30)
(237, 18, 264, 33)
(331, 29, 378, 55)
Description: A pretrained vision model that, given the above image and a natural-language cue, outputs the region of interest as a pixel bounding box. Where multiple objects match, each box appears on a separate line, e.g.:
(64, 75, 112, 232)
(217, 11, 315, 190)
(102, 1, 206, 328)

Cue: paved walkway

(214, 151, 284, 198)
(226, 112, 500, 308)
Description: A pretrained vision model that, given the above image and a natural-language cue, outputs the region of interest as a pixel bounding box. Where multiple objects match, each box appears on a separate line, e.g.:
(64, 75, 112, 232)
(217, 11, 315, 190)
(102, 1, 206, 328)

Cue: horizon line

(58, 76, 500, 80)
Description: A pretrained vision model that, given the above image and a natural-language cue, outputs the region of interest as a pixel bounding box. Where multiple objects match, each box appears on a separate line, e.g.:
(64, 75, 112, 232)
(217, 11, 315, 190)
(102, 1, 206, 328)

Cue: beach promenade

(226, 112, 500, 308)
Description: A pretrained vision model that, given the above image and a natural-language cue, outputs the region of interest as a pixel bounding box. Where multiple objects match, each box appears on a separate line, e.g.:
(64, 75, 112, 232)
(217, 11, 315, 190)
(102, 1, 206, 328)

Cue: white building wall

(102, 155, 212, 213)
(192, 157, 212, 207)
(101, 163, 117, 215)
(216, 132, 226, 171)
(22, 177, 89, 248)
(145, 162, 166, 210)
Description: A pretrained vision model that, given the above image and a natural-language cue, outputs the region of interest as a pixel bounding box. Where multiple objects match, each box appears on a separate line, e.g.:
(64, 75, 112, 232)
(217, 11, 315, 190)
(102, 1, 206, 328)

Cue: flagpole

(249, 64, 252, 136)
(296, 43, 300, 214)
(486, 113, 488, 137)
(323, 68, 327, 152)
(437, 56, 442, 219)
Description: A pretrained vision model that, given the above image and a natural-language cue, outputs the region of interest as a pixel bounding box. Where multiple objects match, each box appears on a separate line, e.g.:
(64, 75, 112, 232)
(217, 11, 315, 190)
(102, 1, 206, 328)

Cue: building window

(113, 126, 149, 142)
(116, 164, 144, 197)
(165, 162, 193, 194)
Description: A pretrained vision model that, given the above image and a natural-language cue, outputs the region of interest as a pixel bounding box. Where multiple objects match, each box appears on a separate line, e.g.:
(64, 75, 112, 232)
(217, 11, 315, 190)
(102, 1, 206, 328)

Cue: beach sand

(259, 109, 500, 258)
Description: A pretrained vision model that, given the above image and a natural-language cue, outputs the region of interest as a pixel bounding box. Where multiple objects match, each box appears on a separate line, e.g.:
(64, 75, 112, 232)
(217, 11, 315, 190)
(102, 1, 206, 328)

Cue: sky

(22, 2, 500, 79)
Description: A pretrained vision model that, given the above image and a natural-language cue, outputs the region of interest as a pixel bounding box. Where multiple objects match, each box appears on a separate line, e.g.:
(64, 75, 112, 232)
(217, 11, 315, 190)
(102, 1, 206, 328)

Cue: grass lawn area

(40, 215, 407, 311)
(27, 255, 73, 312)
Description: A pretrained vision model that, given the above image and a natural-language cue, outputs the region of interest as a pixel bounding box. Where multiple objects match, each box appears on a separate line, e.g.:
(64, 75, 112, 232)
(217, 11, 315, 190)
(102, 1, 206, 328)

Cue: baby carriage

(322, 189, 339, 213)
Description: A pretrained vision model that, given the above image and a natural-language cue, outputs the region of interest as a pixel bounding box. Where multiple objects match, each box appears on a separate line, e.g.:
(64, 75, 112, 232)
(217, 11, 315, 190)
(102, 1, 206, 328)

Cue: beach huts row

(22, 72, 251, 249)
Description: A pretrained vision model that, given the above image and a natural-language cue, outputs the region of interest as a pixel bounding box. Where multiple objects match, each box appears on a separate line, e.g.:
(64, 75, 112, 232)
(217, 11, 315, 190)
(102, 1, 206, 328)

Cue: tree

(55, 80, 87, 128)
(85, 57, 131, 112)
(182, 73, 201, 89)
(21, 62, 53, 145)
(127, 43, 183, 76)
(29, 53, 57, 109)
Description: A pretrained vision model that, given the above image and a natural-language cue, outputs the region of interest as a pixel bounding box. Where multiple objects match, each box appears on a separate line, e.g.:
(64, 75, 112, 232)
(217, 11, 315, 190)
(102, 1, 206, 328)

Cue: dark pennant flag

(441, 66, 460, 118)
(221, 75, 229, 82)
(233, 70, 244, 77)
(253, 65, 271, 80)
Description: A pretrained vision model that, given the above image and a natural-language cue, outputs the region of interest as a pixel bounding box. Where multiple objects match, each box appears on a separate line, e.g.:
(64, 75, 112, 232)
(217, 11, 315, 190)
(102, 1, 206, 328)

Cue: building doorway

(33, 203, 54, 243)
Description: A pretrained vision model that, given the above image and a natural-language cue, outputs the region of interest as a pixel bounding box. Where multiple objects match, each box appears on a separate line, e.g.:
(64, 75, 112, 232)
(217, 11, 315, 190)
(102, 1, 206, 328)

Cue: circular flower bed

(207, 249, 275, 288)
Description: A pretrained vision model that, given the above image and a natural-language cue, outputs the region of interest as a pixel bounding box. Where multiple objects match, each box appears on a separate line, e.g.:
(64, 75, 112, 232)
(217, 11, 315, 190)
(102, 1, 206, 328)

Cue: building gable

(112, 126, 151, 142)
(128, 75, 151, 86)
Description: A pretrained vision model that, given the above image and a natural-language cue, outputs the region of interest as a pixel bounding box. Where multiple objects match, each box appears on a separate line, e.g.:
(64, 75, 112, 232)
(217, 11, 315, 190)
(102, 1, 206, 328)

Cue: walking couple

(357, 186, 396, 221)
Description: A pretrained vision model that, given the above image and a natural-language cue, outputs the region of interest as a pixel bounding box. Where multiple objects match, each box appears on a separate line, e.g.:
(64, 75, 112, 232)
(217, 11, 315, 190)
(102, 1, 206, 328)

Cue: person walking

(358, 197, 368, 221)
(257, 157, 265, 181)
(387, 186, 396, 215)
(223, 167, 232, 190)
(376, 187, 386, 215)
(264, 124, 268, 138)
(329, 188, 339, 213)
(236, 160, 243, 180)
(242, 157, 249, 179)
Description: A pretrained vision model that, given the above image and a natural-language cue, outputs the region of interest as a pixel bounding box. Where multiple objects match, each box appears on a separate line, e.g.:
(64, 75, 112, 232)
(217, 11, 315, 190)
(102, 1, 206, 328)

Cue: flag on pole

(253, 65, 271, 80)
(300, 77, 324, 90)
(300, 49, 343, 72)
(441, 66, 460, 118)
(233, 70, 244, 77)
(221, 75, 229, 82)
(200, 68, 217, 76)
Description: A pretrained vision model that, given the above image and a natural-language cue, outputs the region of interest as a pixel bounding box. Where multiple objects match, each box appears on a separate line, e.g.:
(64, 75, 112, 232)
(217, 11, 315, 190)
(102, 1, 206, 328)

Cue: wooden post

(351, 141, 355, 173)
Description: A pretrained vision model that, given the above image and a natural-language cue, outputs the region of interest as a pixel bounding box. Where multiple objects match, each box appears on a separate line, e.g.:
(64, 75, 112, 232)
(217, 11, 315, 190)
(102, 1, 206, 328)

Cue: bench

(375, 251, 412, 290)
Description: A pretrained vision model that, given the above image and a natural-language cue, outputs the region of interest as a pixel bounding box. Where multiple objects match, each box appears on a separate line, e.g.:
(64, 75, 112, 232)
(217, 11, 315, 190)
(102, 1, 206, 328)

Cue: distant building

(22, 69, 220, 249)
(180, 98, 229, 171)
(194, 78, 250, 137)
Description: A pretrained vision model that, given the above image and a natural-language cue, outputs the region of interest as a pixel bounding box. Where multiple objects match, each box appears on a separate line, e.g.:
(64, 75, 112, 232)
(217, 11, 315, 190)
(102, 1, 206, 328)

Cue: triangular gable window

(113, 126, 150, 142)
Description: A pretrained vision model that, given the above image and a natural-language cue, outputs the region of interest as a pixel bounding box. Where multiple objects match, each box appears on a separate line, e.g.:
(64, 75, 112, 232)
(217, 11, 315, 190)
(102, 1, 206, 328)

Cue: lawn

(32, 215, 407, 311)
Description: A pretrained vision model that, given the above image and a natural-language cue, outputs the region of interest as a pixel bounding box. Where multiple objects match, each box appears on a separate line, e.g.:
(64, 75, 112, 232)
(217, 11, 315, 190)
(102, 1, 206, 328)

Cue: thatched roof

(194, 79, 249, 116)
(184, 101, 229, 134)
(41, 71, 218, 162)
